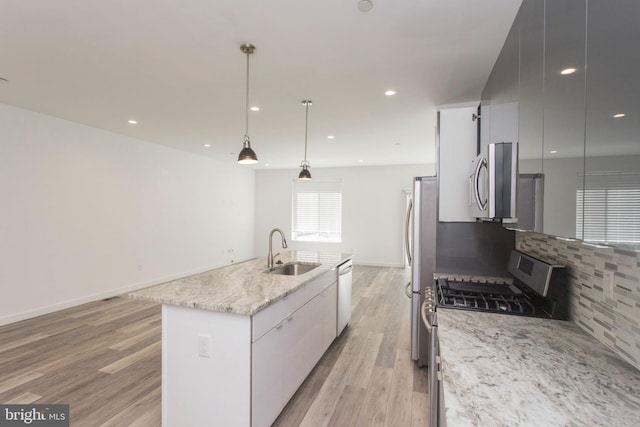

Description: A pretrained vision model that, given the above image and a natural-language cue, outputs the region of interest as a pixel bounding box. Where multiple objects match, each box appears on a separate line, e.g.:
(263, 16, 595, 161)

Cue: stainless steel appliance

(337, 259, 352, 335)
(436, 249, 568, 319)
(469, 142, 519, 221)
(420, 291, 444, 427)
(405, 176, 437, 367)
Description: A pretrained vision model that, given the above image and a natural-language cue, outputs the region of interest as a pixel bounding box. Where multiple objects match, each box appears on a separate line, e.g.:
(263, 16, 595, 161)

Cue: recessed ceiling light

(204, 144, 211, 148)
(265, 163, 271, 167)
(327, 135, 335, 140)
(385, 90, 396, 96)
(358, 0, 373, 12)
(127, 120, 137, 125)
(358, 159, 364, 163)
(560, 68, 576, 75)
(250, 106, 260, 111)
(613, 113, 626, 118)
(549, 150, 558, 154)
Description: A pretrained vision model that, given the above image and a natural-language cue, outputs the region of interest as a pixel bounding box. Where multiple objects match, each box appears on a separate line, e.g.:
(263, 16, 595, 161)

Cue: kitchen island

(437, 309, 640, 426)
(130, 251, 351, 427)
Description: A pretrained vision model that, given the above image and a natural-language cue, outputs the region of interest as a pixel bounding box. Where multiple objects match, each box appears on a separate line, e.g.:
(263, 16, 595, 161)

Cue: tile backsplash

(516, 231, 640, 371)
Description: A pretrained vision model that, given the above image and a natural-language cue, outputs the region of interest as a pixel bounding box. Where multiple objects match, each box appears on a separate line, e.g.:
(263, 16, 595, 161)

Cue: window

(292, 179, 342, 242)
(576, 172, 640, 244)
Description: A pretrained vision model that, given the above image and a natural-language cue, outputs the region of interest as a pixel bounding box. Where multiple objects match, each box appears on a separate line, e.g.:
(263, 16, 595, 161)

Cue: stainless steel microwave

(469, 142, 518, 221)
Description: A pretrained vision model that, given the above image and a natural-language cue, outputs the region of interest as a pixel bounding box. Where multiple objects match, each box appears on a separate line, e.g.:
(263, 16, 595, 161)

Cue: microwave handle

(404, 198, 413, 267)
(474, 157, 488, 211)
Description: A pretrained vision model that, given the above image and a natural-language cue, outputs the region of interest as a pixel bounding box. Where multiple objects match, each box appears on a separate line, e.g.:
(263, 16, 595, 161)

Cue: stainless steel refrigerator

(405, 176, 437, 367)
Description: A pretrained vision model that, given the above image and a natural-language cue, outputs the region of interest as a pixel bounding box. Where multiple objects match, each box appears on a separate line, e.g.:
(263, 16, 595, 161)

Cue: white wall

(255, 164, 434, 267)
(0, 103, 255, 325)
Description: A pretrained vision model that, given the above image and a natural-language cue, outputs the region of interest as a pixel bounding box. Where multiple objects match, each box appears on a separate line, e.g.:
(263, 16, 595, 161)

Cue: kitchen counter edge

(129, 251, 352, 317)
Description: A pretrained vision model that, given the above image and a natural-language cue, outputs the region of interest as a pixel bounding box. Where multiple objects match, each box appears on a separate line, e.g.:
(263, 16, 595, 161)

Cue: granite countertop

(437, 308, 640, 427)
(129, 251, 351, 316)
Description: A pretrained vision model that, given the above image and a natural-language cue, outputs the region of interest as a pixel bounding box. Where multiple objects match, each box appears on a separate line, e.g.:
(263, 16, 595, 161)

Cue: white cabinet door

(282, 309, 307, 402)
(252, 322, 285, 427)
(438, 105, 477, 222)
(323, 282, 338, 349)
(304, 289, 326, 374)
(252, 273, 338, 427)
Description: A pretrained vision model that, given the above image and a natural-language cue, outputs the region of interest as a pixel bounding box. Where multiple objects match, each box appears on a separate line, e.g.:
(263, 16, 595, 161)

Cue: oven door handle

(421, 300, 433, 333)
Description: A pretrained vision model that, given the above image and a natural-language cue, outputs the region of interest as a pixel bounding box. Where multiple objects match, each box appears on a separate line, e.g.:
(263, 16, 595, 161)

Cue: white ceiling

(0, 0, 522, 169)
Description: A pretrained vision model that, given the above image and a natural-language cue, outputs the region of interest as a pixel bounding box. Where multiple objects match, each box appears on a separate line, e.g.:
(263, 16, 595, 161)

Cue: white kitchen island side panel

(162, 304, 251, 426)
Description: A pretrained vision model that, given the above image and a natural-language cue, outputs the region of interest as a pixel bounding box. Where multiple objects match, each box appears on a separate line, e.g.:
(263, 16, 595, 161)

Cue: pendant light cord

(304, 101, 309, 161)
(245, 52, 250, 137)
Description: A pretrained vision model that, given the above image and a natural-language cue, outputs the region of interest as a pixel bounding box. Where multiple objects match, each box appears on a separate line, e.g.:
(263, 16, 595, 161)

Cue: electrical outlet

(603, 270, 615, 299)
(198, 334, 211, 357)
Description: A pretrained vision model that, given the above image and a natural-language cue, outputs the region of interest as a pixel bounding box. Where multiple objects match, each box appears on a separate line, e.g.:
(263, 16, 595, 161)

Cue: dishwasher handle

(338, 265, 353, 275)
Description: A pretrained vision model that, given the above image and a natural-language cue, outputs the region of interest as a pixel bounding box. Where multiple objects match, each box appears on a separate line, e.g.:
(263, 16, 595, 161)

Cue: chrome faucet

(267, 228, 288, 269)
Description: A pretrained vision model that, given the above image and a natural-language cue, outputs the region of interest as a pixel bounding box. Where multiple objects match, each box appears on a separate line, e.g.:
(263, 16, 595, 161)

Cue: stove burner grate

(437, 281, 538, 316)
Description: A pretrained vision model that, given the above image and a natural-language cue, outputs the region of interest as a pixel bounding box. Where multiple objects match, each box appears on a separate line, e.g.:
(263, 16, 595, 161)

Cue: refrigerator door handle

(405, 282, 412, 299)
(405, 198, 413, 266)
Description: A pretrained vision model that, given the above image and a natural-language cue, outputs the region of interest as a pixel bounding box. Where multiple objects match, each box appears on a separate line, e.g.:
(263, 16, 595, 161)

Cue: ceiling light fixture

(127, 120, 137, 125)
(327, 135, 335, 140)
(358, 0, 373, 12)
(613, 113, 626, 118)
(250, 106, 260, 111)
(298, 100, 313, 180)
(237, 43, 258, 165)
(204, 144, 211, 148)
(560, 68, 576, 75)
(385, 90, 396, 96)
(549, 150, 558, 154)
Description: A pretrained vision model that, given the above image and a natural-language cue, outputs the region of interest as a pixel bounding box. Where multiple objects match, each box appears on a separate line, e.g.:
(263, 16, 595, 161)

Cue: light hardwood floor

(0, 266, 429, 426)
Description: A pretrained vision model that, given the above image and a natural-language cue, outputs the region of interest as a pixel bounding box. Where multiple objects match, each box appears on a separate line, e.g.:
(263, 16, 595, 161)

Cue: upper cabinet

(542, 0, 586, 239)
(482, 0, 640, 249)
(583, 0, 640, 247)
(481, 16, 520, 150)
(517, 0, 544, 174)
(437, 105, 477, 222)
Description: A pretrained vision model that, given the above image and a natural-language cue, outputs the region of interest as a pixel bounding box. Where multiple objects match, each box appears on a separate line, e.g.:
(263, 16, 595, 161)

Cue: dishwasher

(337, 259, 353, 335)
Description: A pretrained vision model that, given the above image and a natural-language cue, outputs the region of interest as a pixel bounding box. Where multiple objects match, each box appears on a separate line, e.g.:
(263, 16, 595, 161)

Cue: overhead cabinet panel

(438, 106, 477, 222)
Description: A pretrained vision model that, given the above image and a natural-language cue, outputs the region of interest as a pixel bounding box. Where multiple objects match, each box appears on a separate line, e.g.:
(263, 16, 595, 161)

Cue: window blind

(576, 171, 640, 244)
(292, 180, 342, 242)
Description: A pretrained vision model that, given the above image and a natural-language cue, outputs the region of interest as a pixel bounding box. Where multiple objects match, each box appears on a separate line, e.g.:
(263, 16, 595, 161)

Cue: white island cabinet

(252, 272, 336, 427)
(130, 251, 349, 427)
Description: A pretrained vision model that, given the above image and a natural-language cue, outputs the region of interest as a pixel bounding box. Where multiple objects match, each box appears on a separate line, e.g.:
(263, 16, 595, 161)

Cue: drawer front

(304, 268, 336, 301)
(252, 286, 304, 342)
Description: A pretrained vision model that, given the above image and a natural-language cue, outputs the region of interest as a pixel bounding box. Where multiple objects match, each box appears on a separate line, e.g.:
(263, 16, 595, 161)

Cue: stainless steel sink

(266, 262, 321, 276)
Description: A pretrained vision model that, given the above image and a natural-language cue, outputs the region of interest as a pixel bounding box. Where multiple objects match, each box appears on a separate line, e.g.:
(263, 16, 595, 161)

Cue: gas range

(435, 250, 569, 320)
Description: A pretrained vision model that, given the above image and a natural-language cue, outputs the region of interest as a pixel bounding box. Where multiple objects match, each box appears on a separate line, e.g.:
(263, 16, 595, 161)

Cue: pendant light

(298, 100, 312, 180)
(237, 43, 258, 164)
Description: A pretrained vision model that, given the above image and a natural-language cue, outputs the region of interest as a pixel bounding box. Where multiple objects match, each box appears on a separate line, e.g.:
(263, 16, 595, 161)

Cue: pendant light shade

(298, 162, 311, 180)
(298, 100, 313, 180)
(237, 43, 258, 164)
